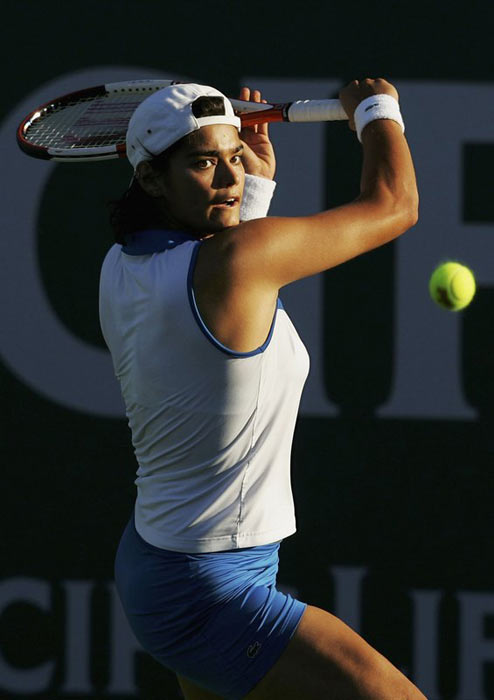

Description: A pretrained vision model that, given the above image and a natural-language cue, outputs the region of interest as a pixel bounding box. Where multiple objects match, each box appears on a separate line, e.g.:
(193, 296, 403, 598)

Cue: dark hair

(191, 95, 227, 118)
(108, 143, 180, 244)
(108, 95, 231, 244)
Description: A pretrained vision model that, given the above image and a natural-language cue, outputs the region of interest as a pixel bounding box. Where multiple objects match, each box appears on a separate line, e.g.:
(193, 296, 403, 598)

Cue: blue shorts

(114, 514, 306, 699)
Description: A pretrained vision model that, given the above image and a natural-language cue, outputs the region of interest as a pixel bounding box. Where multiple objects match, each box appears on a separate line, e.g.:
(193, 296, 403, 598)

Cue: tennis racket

(17, 79, 347, 163)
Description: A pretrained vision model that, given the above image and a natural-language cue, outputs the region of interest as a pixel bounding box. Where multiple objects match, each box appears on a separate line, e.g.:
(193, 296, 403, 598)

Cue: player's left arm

(237, 87, 277, 222)
(238, 87, 276, 180)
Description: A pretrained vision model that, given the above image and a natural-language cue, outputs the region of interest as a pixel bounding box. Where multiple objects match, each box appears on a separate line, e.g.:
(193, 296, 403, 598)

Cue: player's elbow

(403, 180, 419, 227)
(397, 172, 419, 226)
(400, 192, 419, 230)
(380, 185, 419, 234)
(364, 178, 418, 232)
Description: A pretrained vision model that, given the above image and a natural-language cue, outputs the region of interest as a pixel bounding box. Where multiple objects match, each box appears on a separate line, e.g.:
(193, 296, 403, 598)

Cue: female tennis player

(99, 79, 424, 699)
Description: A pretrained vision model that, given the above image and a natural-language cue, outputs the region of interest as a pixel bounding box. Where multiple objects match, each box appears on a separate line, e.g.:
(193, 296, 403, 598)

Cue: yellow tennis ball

(429, 261, 476, 311)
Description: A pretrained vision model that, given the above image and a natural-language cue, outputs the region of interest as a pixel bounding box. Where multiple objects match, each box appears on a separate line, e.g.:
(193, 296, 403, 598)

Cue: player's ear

(135, 161, 166, 198)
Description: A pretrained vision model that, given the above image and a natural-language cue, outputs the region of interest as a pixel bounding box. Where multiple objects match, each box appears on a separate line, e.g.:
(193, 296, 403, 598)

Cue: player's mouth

(211, 196, 240, 209)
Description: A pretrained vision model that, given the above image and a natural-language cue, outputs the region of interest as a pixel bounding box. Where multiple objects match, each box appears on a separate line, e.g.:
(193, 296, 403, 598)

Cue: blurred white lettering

(456, 592, 494, 700)
(1, 575, 494, 696)
(329, 565, 366, 633)
(61, 580, 93, 693)
(411, 589, 441, 699)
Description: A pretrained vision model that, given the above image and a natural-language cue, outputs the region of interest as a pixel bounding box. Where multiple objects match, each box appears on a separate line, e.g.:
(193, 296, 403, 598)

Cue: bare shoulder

(192, 222, 281, 353)
(195, 217, 297, 285)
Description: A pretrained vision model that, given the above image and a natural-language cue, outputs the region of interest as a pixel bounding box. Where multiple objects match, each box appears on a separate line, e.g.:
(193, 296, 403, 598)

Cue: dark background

(2, 1, 494, 698)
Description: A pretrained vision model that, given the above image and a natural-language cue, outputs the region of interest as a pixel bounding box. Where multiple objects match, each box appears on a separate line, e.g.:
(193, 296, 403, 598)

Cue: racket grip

(287, 99, 347, 122)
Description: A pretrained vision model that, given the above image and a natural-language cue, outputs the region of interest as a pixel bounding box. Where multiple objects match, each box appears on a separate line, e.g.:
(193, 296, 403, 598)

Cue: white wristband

(240, 173, 276, 221)
(354, 94, 405, 143)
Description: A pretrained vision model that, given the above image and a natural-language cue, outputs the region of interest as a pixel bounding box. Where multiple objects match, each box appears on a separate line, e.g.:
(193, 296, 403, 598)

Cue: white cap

(126, 83, 241, 170)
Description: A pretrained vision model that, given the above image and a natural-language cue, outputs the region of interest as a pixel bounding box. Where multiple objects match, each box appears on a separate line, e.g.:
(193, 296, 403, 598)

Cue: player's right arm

(227, 78, 418, 290)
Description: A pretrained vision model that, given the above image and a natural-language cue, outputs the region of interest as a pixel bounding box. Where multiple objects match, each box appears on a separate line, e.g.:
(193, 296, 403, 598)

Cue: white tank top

(99, 230, 310, 552)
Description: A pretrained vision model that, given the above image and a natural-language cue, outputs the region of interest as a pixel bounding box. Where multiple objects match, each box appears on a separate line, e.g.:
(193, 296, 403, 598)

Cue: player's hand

(238, 87, 276, 180)
(339, 78, 399, 132)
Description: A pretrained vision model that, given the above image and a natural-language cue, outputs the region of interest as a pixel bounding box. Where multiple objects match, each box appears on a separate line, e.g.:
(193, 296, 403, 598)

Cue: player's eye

(196, 158, 215, 169)
(231, 155, 242, 165)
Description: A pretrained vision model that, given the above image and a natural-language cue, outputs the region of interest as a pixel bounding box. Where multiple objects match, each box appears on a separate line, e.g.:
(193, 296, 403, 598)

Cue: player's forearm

(358, 120, 419, 227)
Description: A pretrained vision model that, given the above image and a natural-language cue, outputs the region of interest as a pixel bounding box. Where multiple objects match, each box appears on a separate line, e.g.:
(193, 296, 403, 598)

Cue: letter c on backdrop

(0, 66, 184, 417)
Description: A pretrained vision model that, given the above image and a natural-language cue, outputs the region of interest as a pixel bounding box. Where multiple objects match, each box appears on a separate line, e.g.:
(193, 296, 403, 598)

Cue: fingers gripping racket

(17, 79, 347, 163)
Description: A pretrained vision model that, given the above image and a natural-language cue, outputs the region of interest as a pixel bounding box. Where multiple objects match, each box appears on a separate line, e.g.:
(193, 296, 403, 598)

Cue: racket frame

(17, 80, 344, 162)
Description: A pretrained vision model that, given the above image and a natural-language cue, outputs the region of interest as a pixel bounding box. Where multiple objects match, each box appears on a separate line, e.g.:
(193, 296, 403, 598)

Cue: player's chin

(208, 205, 240, 229)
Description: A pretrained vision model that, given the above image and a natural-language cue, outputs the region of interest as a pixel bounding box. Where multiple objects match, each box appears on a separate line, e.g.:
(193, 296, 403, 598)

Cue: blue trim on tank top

(121, 228, 198, 255)
(187, 242, 282, 358)
(119, 229, 284, 358)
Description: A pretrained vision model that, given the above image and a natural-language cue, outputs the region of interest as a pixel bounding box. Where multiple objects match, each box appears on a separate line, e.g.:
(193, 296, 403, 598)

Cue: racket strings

(23, 93, 148, 150)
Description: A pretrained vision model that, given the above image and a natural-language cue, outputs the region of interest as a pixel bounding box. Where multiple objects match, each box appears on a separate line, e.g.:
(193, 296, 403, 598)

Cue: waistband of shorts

(129, 511, 281, 562)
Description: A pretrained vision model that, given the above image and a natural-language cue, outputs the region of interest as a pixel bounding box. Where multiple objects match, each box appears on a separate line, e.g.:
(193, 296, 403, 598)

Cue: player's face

(158, 125, 245, 234)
